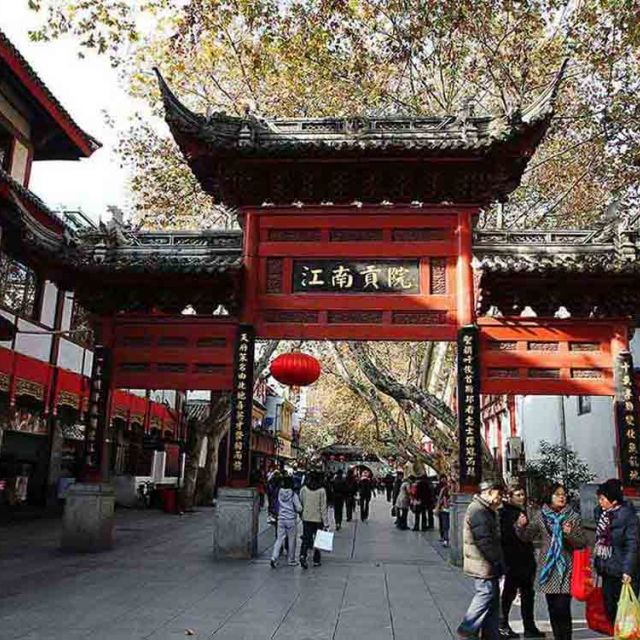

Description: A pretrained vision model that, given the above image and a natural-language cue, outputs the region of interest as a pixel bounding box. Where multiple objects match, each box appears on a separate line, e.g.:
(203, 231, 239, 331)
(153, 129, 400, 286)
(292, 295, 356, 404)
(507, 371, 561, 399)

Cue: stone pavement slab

(0, 497, 602, 640)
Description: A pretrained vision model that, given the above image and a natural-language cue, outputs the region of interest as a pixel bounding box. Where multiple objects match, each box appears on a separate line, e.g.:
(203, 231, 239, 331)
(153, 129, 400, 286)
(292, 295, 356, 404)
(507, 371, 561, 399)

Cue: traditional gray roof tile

(74, 229, 244, 275)
(473, 227, 638, 274)
(155, 63, 566, 159)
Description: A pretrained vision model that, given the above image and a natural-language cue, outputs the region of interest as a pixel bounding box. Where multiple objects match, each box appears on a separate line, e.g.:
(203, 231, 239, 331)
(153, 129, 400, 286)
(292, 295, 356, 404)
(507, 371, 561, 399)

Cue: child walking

(270, 475, 302, 568)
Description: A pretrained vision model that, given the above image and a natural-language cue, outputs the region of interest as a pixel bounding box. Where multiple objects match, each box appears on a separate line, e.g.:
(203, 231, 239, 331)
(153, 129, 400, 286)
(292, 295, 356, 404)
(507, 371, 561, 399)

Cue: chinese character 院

(331, 265, 354, 289)
(387, 266, 414, 290)
(360, 265, 380, 290)
(300, 266, 325, 288)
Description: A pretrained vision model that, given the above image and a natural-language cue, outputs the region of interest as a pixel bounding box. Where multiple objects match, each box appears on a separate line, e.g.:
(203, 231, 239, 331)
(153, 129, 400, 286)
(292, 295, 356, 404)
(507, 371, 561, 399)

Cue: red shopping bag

(586, 586, 614, 636)
(571, 548, 594, 601)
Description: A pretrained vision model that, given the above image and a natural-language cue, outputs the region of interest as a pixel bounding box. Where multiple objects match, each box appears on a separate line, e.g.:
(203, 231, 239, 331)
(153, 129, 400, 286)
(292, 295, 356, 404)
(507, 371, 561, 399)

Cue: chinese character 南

(360, 265, 380, 290)
(331, 265, 354, 289)
(387, 266, 414, 290)
(300, 266, 326, 288)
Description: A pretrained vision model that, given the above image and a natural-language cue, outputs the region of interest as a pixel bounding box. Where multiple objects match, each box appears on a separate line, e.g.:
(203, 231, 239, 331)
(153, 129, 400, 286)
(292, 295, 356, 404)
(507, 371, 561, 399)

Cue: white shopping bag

(313, 529, 334, 552)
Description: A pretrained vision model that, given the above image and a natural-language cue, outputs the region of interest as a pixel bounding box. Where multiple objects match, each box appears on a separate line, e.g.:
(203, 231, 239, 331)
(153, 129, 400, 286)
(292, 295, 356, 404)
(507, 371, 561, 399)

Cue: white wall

(60, 291, 74, 332)
(57, 338, 85, 374)
(518, 394, 618, 483)
(39, 281, 57, 328)
(14, 317, 52, 362)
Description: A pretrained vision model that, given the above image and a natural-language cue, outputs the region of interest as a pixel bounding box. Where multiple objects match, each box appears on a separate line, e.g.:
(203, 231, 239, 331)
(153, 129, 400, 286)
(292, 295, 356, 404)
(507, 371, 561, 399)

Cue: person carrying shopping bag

(593, 479, 639, 625)
(270, 475, 302, 568)
(516, 483, 586, 640)
(299, 471, 330, 569)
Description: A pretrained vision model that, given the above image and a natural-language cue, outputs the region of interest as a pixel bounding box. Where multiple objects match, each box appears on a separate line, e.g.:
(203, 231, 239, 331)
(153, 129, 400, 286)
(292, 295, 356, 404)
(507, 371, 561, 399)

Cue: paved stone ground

(0, 496, 602, 640)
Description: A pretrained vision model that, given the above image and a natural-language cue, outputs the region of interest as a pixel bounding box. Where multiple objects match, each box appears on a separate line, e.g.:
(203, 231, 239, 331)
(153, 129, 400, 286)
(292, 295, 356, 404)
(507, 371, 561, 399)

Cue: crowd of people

(264, 465, 452, 569)
(387, 470, 451, 545)
(458, 477, 639, 640)
(264, 465, 383, 569)
(262, 463, 640, 640)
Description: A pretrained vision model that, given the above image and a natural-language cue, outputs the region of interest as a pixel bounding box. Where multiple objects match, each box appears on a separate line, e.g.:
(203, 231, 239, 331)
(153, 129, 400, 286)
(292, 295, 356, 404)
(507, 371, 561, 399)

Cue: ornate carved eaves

(156, 65, 566, 207)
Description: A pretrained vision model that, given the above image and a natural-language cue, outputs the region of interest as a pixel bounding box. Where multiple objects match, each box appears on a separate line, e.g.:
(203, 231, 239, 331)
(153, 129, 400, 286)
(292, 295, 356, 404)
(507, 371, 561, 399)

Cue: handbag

(314, 529, 334, 552)
(571, 548, 593, 601)
(614, 583, 640, 640)
(586, 581, 614, 636)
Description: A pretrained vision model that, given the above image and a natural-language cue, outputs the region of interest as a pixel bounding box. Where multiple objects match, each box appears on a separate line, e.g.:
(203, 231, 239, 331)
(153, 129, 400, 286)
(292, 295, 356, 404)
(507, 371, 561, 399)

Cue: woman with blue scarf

(516, 483, 586, 640)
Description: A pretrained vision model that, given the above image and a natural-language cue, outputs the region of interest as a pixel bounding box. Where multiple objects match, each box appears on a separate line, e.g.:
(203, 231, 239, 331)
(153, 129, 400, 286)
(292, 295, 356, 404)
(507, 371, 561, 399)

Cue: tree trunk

(181, 424, 205, 511)
(195, 424, 227, 505)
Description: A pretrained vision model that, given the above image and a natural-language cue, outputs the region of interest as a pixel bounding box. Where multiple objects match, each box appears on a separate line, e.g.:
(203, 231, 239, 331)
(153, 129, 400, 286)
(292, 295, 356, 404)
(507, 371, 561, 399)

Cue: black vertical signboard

(457, 325, 482, 488)
(84, 344, 112, 475)
(614, 351, 640, 486)
(229, 325, 255, 484)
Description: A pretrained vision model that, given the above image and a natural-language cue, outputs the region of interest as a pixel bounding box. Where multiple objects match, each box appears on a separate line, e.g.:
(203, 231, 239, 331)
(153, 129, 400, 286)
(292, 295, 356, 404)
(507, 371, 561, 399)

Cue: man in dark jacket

(594, 478, 640, 624)
(331, 470, 347, 530)
(359, 471, 373, 522)
(345, 469, 358, 522)
(413, 475, 435, 531)
(499, 483, 545, 638)
(458, 479, 504, 640)
(384, 472, 394, 502)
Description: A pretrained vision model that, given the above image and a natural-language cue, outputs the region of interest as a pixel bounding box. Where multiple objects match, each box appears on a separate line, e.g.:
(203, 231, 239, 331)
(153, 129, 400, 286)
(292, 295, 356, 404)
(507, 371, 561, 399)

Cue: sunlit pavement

(0, 497, 603, 640)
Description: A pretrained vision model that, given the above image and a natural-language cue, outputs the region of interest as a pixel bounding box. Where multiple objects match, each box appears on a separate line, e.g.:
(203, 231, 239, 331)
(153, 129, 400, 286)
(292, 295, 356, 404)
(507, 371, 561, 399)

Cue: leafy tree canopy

(26, 0, 640, 229)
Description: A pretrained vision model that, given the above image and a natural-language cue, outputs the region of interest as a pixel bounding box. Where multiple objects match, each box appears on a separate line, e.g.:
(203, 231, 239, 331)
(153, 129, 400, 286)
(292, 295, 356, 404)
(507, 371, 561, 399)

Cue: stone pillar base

(449, 492, 474, 567)
(61, 483, 115, 552)
(213, 487, 259, 559)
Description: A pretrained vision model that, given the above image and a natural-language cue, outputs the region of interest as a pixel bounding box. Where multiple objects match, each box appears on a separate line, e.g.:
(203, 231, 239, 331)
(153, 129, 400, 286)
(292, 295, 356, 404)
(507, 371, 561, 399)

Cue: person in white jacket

(270, 475, 302, 568)
(299, 471, 330, 569)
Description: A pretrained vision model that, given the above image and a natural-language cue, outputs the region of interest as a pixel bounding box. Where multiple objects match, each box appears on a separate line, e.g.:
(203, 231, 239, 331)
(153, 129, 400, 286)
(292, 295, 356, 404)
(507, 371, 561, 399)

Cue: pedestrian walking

(413, 474, 434, 531)
(516, 482, 586, 640)
(267, 471, 282, 538)
(331, 469, 347, 530)
(593, 478, 639, 625)
(299, 471, 330, 569)
(457, 479, 504, 640)
(435, 475, 451, 547)
(359, 471, 373, 522)
(392, 470, 404, 507)
(499, 482, 545, 638)
(270, 475, 302, 568)
(384, 472, 394, 502)
(345, 469, 357, 522)
(395, 475, 411, 530)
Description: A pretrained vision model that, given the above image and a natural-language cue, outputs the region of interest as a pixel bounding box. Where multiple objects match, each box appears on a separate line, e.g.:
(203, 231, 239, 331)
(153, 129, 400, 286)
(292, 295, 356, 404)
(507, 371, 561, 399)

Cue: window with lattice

(0, 253, 39, 318)
(70, 302, 94, 348)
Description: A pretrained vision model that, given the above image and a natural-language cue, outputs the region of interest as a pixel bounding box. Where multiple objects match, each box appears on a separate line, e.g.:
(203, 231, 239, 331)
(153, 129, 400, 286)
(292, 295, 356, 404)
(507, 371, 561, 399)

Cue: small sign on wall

(614, 351, 640, 486)
(458, 325, 482, 488)
(228, 325, 255, 483)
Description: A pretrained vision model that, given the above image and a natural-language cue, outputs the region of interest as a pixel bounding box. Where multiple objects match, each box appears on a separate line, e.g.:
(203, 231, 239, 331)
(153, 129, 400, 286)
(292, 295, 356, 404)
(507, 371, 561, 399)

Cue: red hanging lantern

(270, 352, 321, 387)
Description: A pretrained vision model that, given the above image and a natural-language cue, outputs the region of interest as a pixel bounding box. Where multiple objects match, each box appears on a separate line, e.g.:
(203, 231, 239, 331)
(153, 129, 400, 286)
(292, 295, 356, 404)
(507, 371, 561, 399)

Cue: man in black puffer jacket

(593, 478, 640, 624)
(499, 482, 545, 638)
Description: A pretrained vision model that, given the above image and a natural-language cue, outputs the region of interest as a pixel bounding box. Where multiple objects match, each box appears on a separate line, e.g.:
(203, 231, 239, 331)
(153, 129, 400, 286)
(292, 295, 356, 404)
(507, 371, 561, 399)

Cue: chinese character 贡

(387, 266, 414, 290)
(360, 265, 380, 290)
(300, 266, 326, 288)
(331, 265, 354, 289)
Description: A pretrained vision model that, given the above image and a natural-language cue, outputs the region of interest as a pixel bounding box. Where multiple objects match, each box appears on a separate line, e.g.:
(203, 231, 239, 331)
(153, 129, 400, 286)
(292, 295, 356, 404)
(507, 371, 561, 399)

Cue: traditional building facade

(0, 30, 180, 510)
(475, 226, 640, 485)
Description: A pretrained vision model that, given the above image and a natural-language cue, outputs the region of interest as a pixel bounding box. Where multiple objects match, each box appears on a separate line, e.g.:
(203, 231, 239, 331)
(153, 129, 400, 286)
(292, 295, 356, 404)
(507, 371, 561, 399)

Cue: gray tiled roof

(155, 62, 566, 158)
